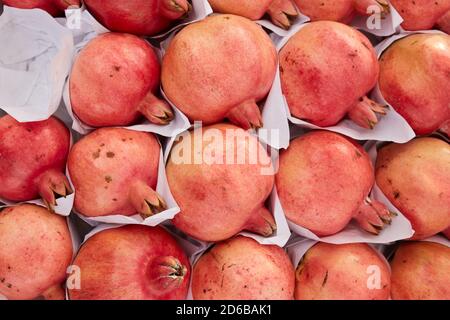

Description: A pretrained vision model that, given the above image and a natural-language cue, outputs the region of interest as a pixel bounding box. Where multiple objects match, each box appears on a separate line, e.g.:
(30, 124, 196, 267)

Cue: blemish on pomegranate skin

(105, 176, 112, 183)
(321, 271, 329, 287)
(92, 149, 101, 159)
(394, 191, 401, 199)
(106, 152, 115, 158)
(113, 65, 121, 72)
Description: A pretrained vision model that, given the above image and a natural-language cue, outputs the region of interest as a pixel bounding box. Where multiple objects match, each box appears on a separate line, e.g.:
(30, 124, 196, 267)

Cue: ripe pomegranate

(390, 0, 450, 32)
(70, 33, 173, 128)
(379, 34, 450, 135)
(295, 242, 391, 300)
(0, 115, 72, 209)
(294, 0, 389, 24)
(166, 124, 276, 242)
(391, 242, 450, 300)
(162, 15, 277, 130)
(83, 0, 190, 36)
(443, 228, 450, 239)
(208, 0, 298, 29)
(280, 21, 387, 129)
(0, 204, 73, 300)
(3, 0, 80, 16)
(276, 131, 394, 236)
(69, 225, 190, 300)
(192, 236, 295, 300)
(68, 127, 165, 218)
(376, 138, 450, 240)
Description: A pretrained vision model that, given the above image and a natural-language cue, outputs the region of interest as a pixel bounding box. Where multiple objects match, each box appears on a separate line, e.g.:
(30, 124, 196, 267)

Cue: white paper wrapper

(421, 235, 450, 248)
(351, 3, 403, 37)
(71, 145, 180, 227)
(164, 130, 292, 247)
(0, 7, 74, 122)
(267, 22, 416, 145)
(62, 27, 191, 137)
(0, 110, 75, 216)
(273, 138, 414, 244)
(372, 29, 448, 140)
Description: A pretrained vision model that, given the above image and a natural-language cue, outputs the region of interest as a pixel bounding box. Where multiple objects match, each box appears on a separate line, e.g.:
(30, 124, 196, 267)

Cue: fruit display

(0, 1, 449, 302)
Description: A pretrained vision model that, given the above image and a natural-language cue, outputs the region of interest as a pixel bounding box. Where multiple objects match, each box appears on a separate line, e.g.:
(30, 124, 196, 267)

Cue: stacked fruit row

(0, 0, 449, 300)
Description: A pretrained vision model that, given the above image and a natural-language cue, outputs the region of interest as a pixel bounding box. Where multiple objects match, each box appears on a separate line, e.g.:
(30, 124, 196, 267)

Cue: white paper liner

(273, 137, 414, 244)
(266, 22, 416, 145)
(0, 7, 74, 122)
(0, 110, 75, 216)
(61, 27, 190, 137)
(70, 142, 181, 227)
(0, 202, 81, 301)
(372, 29, 448, 139)
(164, 130, 292, 247)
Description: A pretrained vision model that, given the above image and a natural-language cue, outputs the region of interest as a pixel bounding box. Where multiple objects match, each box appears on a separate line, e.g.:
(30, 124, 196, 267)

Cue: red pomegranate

(83, 0, 191, 36)
(443, 228, 450, 239)
(280, 21, 387, 129)
(162, 15, 277, 130)
(376, 138, 450, 240)
(208, 0, 298, 29)
(391, 242, 450, 300)
(3, 0, 80, 16)
(0, 115, 71, 209)
(0, 204, 73, 300)
(294, 0, 389, 24)
(166, 124, 276, 242)
(379, 33, 450, 135)
(69, 225, 190, 300)
(276, 131, 393, 236)
(295, 242, 391, 300)
(192, 236, 295, 300)
(70, 33, 173, 128)
(68, 128, 164, 218)
(390, 0, 450, 32)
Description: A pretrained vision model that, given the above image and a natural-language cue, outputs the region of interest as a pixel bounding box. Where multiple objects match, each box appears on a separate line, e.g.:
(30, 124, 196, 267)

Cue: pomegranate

(208, 0, 298, 29)
(390, 0, 450, 32)
(294, 0, 389, 24)
(3, 0, 80, 16)
(443, 228, 450, 239)
(295, 242, 391, 300)
(276, 131, 394, 236)
(391, 242, 450, 300)
(162, 14, 277, 130)
(68, 127, 165, 218)
(70, 33, 173, 128)
(280, 21, 387, 129)
(69, 225, 190, 300)
(379, 33, 450, 135)
(440, 119, 450, 137)
(192, 236, 295, 300)
(166, 124, 276, 242)
(83, 0, 191, 36)
(0, 115, 72, 209)
(376, 138, 450, 240)
(0, 204, 73, 300)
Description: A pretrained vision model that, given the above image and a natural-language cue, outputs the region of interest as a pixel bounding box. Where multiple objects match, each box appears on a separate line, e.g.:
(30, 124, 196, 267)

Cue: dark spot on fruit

(321, 271, 329, 287)
(112, 198, 117, 202)
(394, 191, 400, 199)
(106, 152, 115, 158)
(105, 176, 112, 183)
(100, 143, 105, 147)
(92, 149, 100, 159)
(0, 278, 5, 283)
(7, 283, 12, 288)
(114, 65, 121, 72)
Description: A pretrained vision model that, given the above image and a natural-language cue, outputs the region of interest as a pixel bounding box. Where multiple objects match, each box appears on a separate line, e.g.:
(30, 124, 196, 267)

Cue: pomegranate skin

(84, 0, 190, 36)
(444, 227, 450, 239)
(391, 242, 450, 300)
(294, 0, 389, 24)
(295, 243, 391, 300)
(69, 225, 190, 300)
(3, 0, 80, 16)
(167, 124, 275, 242)
(390, 0, 450, 32)
(379, 34, 450, 135)
(68, 128, 162, 218)
(276, 131, 380, 236)
(162, 14, 277, 129)
(70, 33, 173, 128)
(192, 236, 295, 300)
(0, 204, 73, 300)
(280, 21, 383, 128)
(376, 138, 450, 240)
(0, 115, 71, 204)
